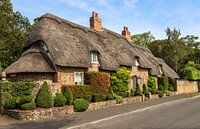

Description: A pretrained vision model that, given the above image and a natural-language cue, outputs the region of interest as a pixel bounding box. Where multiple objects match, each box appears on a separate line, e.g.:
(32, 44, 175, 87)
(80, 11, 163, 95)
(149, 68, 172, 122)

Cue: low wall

(176, 79, 200, 94)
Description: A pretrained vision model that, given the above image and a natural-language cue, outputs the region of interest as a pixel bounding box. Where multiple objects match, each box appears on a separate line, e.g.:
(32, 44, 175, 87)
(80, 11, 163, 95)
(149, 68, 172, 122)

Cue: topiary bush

(158, 76, 169, 92)
(158, 91, 164, 98)
(142, 84, 149, 96)
(114, 95, 123, 104)
(83, 95, 92, 102)
(54, 93, 66, 107)
(4, 97, 16, 109)
(35, 82, 54, 108)
(62, 87, 73, 105)
(73, 98, 89, 112)
(134, 83, 142, 96)
(20, 101, 36, 110)
(110, 67, 130, 92)
(84, 71, 110, 93)
(148, 76, 157, 94)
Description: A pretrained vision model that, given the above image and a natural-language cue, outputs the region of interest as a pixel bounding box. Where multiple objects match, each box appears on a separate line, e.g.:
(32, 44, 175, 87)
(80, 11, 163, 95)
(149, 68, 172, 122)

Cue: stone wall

(176, 79, 200, 94)
(88, 63, 100, 72)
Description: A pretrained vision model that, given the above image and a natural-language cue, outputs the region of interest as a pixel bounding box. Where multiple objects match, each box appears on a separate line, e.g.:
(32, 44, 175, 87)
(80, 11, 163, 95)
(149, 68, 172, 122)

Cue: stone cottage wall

(176, 79, 200, 94)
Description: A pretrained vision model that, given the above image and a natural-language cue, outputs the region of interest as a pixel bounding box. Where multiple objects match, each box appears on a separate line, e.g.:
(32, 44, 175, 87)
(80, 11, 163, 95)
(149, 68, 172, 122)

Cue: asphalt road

(68, 97, 200, 129)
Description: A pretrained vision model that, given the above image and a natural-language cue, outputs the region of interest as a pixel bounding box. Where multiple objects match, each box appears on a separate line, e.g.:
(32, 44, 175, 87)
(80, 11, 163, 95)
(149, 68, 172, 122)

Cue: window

(158, 65, 163, 75)
(135, 58, 140, 67)
(133, 76, 137, 91)
(74, 72, 84, 85)
(91, 52, 98, 63)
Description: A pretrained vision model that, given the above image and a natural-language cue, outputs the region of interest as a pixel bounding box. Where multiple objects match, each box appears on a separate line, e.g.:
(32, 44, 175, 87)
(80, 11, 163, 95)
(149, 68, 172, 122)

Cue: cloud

(123, 0, 138, 11)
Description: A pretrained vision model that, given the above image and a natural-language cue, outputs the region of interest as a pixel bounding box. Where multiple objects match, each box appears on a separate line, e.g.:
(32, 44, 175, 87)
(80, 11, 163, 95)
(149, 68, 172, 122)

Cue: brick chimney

(122, 26, 131, 41)
(90, 12, 104, 31)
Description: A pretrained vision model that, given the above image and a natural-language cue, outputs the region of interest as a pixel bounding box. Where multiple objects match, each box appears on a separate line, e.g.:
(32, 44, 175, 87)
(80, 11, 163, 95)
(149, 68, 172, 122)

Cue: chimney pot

(122, 26, 131, 41)
(90, 11, 103, 31)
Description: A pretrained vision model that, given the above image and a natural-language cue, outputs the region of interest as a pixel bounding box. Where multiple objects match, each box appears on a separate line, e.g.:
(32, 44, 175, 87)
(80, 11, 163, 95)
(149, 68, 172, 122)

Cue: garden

(0, 67, 176, 120)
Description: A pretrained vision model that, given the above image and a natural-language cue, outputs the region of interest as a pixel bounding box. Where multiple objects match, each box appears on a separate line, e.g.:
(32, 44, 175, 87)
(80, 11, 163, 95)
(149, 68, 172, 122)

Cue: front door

(132, 76, 137, 91)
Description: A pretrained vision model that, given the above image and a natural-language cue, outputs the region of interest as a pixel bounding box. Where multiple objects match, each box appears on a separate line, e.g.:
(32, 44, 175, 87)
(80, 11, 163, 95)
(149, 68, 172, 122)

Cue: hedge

(0, 81, 36, 109)
(62, 87, 73, 105)
(62, 85, 95, 99)
(148, 76, 157, 94)
(84, 71, 110, 93)
(158, 76, 169, 92)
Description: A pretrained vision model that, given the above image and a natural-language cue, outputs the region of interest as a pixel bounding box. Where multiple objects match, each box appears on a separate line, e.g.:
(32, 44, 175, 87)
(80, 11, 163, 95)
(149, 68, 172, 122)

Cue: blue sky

(11, 0, 200, 39)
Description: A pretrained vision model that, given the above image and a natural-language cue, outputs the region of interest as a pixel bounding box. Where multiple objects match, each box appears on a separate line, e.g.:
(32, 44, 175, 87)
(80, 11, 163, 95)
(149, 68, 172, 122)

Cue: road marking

(61, 95, 200, 129)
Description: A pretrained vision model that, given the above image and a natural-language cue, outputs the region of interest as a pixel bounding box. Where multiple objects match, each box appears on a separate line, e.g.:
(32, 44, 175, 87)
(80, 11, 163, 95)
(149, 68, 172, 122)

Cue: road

(66, 97, 200, 129)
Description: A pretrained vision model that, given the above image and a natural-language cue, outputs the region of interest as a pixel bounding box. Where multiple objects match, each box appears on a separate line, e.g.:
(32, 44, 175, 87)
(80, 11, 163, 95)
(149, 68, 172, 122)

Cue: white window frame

(158, 65, 163, 75)
(91, 52, 99, 64)
(74, 72, 84, 85)
(135, 58, 140, 67)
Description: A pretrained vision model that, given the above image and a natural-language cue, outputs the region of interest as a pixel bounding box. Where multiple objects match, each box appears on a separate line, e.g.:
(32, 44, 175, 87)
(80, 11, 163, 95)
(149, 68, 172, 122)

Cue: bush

(135, 83, 142, 96)
(63, 85, 94, 99)
(85, 71, 110, 93)
(180, 62, 200, 80)
(54, 93, 66, 107)
(20, 101, 36, 110)
(158, 76, 169, 92)
(115, 95, 123, 104)
(83, 95, 92, 102)
(158, 91, 164, 98)
(35, 82, 54, 108)
(73, 99, 89, 112)
(130, 89, 134, 97)
(110, 67, 130, 92)
(165, 90, 172, 96)
(62, 87, 73, 105)
(115, 91, 131, 98)
(92, 94, 103, 102)
(17, 95, 33, 105)
(106, 93, 114, 100)
(169, 78, 176, 91)
(148, 76, 157, 94)
(142, 84, 149, 96)
(4, 97, 16, 109)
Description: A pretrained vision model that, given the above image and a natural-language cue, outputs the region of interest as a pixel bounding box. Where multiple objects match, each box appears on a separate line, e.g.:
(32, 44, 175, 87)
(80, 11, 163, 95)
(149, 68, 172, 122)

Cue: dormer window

(91, 52, 98, 63)
(135, 58, 140, 67)
(158, 65, 163, 75)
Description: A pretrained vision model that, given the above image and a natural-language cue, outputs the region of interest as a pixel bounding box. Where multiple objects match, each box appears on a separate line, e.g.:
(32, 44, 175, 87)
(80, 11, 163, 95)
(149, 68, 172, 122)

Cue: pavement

(0, 93, 199, 129)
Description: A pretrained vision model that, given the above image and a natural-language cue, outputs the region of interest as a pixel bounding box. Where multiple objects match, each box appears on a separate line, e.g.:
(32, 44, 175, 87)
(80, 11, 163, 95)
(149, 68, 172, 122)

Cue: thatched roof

(5, 13, 179, 78)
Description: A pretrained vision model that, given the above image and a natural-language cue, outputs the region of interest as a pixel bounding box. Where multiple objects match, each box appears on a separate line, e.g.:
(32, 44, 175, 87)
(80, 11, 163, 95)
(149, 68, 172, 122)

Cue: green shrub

(4, 97, 16, 109)
(110, 67, 130, 92)
(54, 93, 66, 107)
(165, 90, 172, 96)
(18, 95, 33, 105)
(180, 62, 200, 80)
(115, 95, 123, 104)
(158, 91, 164, 98)
(62, 87, 73, 105)
(106, 93, 114, 100)
(169, 78, 176, 91)
(83, 95, 92, 102)
(73, 98, 89, 112)
(168, 84, 174, 92)
(142, 84, 149, 96)
(1, 92, 12, 106)
(20, 101, 36, 110)
(63, 85, 94, 99)
(158, 76, 169, 92)
(35, 82, 54, 108)
(91, 93, 106, 102)
(135, 83, 142, 96)
(115, 91, 131, 98)
(130, 89, 134, 97)
(84, 71, 110, 93)
(148, 76, 157, 94)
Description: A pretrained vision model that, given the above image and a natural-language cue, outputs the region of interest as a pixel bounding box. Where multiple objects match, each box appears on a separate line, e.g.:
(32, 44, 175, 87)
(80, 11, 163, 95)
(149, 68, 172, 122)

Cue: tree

(181, 35, 200, 48)
(165, 27, 181, 41)
(131, 31, 155, 47)
(0, 0, 31, 69)
(180, 62, 200, 80)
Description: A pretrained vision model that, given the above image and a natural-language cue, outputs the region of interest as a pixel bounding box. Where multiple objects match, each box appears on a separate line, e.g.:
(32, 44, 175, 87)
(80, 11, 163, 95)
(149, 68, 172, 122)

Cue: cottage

(5, 12, 179, 92)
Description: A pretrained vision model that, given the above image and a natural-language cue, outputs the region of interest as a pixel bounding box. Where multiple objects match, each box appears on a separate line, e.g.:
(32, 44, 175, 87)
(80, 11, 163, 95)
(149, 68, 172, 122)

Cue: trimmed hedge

(158, 76, 169, 92)
(63, 85, 94, 99)
(92, 94, 106, 102)
(35, 82, 54, 108)
(110, 67, 130, 92)
(62, 87, 73, 105)
(0, 81, 36, 109)
(148, 76, 157, 94)
(84, 71, 110, 93)
(83, 95, 92, 102)
(54, 93, 66, 107)
(20, 101, 36, 110)
(73, 99, 89, 112)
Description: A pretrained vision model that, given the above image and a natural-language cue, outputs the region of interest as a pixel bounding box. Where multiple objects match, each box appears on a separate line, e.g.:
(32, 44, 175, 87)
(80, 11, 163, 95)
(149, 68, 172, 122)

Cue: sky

(11, 0, 200, 39)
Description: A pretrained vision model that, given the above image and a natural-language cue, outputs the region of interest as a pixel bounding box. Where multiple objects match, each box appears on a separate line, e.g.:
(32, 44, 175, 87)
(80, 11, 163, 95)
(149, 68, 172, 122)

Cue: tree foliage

(0, 0, 31, 69)
(180, 62, 200, 80)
